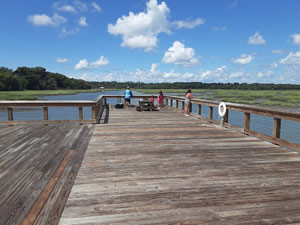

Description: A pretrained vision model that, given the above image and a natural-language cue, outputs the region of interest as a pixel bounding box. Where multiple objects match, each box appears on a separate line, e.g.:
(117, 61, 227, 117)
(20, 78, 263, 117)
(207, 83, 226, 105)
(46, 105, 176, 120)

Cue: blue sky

(1, 0, 300, 84)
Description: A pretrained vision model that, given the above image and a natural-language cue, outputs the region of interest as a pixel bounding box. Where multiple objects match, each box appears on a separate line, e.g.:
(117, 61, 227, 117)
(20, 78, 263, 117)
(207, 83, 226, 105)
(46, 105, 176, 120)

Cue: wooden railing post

(79, 107, 83, 121)
(166, 98, 169, 106)
(181, 101, 185, 111)
(224, 110, 229, 123)
(189, 103, 192, 113)
(209, 106, 213, 120)
(43, 107, 48, 121)
(170, 99, 173, 108)
(273, 118, 281, 138)
(197, 104, 201, 115)
(244, 112, 250, 131)
(92, 106, 96, 120)
(176, 100, 178, 109)
(8, 107, 13, 122)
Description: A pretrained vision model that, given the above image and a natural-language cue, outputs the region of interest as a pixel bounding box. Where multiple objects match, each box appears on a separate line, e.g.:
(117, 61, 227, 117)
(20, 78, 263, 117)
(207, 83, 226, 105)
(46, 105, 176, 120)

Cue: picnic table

(137, 99, 155, 111)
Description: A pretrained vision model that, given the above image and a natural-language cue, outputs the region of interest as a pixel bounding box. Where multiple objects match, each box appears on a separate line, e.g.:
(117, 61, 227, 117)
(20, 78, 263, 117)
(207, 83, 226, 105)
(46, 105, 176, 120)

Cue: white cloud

(60, 27, 80, 37)
(173, 18, 205, 29)
(73, 0, 88, 12)
(198, 65, 227, 81)
(91, 2, 101, 12)
(75, 59, 89, 70)
(162, 41, 198, 66)
(183, 73, 194, 78)
(90, 56, 109, 68)
(163, 70, 181, 78)
(56, 57, 69, 63)
(291, 34, 300, 46)
(79, 16, 88, 26)
(280, 52, 300, 65)
(272, 49, 284, 54)
(107, 0, 170, 50)
(248, 32, 266, 45)
(57, 5, 77, 13)
(229, 72, 243, 79)
(257, 71, 273, 79)
(28, 13, 67, 27)
(75, 56, 110, 70)
(233, 54, 254, 64)
(80, 73, 88, 80)
(212, 26, 227, 32)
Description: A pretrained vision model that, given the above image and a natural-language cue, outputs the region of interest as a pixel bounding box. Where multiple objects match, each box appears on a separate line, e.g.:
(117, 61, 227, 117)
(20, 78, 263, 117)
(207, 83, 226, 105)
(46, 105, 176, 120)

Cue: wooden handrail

(0, 95, 157, 125)
(165, 95, 300, 150)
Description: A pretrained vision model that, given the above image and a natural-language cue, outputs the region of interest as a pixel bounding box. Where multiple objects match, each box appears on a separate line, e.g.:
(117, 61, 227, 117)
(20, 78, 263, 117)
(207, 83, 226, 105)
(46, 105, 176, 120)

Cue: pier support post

(43, 107, 48, 126)
(197, 104, 201, 116)
(244, 112, 250, 132)
(209, 106, 213, 120)
(8, 107, 13, 126)
(92, 107, 96, 121)
(79, 107, 83, 121)
(224, 110, 229, 123)
(273, 118, 281, 139)
(176, 100, 178, 109)
(181, 101, 185, 111)
(170, 99, 173, 108)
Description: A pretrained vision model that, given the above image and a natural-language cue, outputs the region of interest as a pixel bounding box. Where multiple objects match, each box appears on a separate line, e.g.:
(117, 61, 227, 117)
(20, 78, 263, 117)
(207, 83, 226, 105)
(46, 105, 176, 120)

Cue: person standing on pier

(184, 89, 192, 116)
(157, 91, 164, 109)
(124, 86, 133, 108)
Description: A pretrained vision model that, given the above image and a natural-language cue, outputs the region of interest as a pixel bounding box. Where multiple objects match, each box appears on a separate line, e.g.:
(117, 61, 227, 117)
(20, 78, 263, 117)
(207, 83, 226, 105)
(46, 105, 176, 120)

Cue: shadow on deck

(1, 106, 300, 225)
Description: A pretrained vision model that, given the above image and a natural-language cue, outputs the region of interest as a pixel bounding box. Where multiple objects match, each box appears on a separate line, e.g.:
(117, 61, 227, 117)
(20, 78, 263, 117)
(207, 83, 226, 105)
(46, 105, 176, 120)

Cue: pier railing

(165, 96, 300, 150)
(0, 95, 155, 125)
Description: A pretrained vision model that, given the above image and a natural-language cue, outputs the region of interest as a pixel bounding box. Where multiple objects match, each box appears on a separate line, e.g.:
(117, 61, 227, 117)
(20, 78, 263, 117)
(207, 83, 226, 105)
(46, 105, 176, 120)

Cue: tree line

(0, 67, 91, 91)
(1, 66, 300, 91)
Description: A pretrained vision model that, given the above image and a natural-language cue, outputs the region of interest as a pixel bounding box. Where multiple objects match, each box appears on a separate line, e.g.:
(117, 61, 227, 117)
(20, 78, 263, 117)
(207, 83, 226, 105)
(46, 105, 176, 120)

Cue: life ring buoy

(218, 102, 227, 117)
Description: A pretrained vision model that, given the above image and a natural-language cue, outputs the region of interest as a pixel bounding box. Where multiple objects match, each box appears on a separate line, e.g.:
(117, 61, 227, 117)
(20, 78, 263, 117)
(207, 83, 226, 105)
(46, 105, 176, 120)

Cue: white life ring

(218, 102, 227, 117)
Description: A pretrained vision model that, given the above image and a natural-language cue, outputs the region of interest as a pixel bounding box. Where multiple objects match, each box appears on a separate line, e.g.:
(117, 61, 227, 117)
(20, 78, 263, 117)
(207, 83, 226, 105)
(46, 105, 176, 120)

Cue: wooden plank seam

(21, 149, 75, 225)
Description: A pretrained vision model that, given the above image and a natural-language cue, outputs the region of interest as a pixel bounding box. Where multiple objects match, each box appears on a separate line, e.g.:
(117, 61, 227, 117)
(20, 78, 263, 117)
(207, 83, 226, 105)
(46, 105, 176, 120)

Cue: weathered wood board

(0, 124, 93, 225)
(59, 107, 300, 225)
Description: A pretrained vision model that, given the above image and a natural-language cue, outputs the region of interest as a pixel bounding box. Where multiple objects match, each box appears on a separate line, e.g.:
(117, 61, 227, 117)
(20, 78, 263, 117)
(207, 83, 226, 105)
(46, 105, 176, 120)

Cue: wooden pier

(1, 106, 300, 224)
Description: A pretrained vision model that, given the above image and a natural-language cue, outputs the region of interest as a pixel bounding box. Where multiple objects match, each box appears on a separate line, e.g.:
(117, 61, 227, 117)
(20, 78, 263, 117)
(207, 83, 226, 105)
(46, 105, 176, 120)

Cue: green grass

(0, 89, 99, 100)
(1, 89, 300, 108)
(136, 89, 300, 108)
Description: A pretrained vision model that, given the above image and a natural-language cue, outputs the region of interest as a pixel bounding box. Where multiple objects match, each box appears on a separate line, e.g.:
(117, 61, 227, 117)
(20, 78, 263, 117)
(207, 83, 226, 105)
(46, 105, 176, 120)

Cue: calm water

(0, 90, 299, 145)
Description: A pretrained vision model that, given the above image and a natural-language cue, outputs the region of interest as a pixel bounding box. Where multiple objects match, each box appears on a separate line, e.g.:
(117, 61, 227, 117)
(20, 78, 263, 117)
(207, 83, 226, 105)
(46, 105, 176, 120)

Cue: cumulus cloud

(73, 0, 88, 12)
(107, 0, 170, 50)
(56, 57, 69, 63)
(198, 65, 227, 81)
(272, 49, 284, 54)
(75, 56, 110, 70)
(79, 16, 88, 26)
(28, 13, 67, 27)
(91, 2, 101, 12)
(280, 51, 300, 65)
(162, 41, 198, 66)
(233, 54, 254, 64)
(60, 27, 80, 37)
(57, 5, 77, 13)
(248, 32, 266, 45)
(75, 59, 89, 70)
(173, 18, 205, 29)
(291, 34, 300, 46)
(212, 26, 227, 32)
(90, 56, 110, 68)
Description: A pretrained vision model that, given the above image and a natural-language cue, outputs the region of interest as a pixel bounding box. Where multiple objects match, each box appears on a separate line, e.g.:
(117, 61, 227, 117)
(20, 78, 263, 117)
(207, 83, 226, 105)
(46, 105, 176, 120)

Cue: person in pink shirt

(157, 91, 164, 109)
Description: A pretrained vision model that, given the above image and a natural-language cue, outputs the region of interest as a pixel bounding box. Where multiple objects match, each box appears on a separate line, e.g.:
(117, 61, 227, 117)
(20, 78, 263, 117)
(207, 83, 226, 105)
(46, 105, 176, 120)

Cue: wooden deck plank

(59, 107, 300, 225)
(0, 125, 93, 225)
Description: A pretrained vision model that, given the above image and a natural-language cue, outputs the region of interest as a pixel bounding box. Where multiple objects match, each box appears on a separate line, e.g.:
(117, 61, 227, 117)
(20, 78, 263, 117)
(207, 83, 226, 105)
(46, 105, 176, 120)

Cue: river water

(0, 90, 299, 145)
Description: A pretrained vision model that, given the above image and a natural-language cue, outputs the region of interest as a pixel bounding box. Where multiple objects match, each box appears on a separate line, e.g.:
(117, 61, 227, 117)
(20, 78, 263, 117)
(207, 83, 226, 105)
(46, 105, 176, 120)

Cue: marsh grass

(137, 89, 300, 108)
(0, 89, 99, 100)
